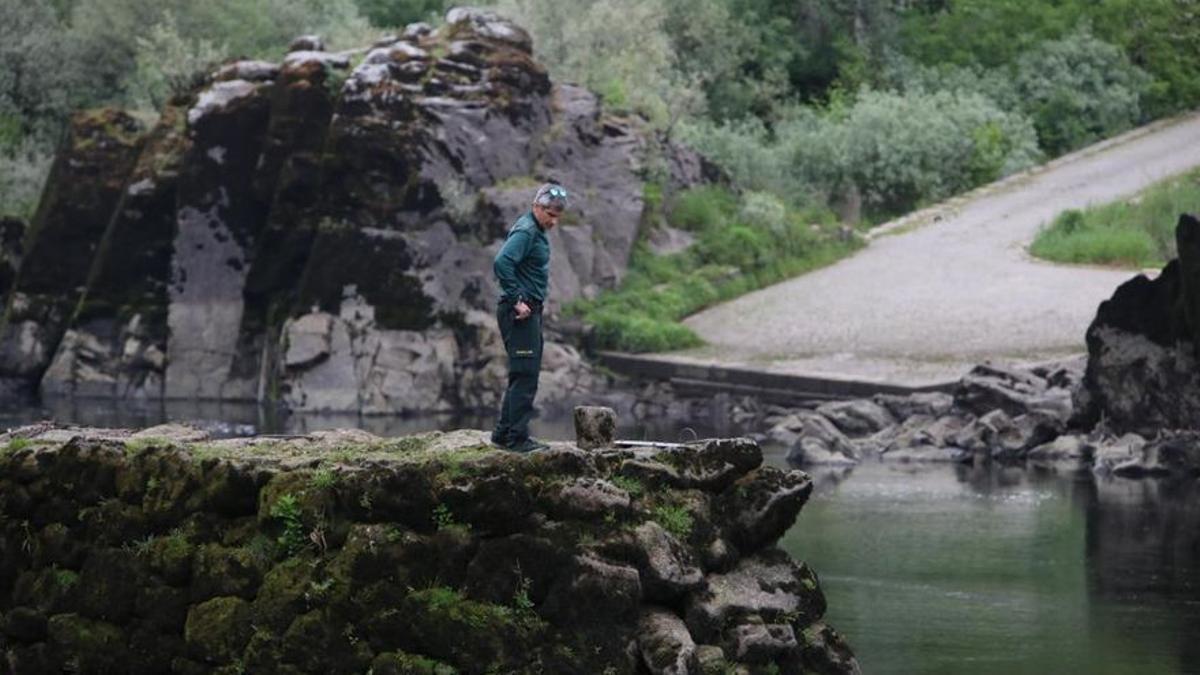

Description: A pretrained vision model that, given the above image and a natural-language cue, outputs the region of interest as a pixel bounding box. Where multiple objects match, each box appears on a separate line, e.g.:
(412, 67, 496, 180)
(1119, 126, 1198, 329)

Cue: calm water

(775, 459, 1200, 675)
(0, 397, 735, 442)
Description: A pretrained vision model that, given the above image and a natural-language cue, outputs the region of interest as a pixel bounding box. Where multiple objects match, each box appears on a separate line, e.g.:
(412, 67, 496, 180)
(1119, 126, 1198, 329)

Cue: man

(490, 182, 567, 452)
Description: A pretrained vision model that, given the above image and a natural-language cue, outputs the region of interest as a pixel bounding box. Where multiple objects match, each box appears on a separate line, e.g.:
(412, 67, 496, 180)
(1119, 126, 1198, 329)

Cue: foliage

(570, 186, 856, 353)
(1012, 29, 1150, 155)
(127, 12, 225, 110)
(270, 493, 307, 556)
(609, 475, 644, 498)
(310, 467, 340, 491)
(652, 504, 694, 540)
(354, 0, 444, 28)
(483, 0, 697, 125)
(2, 437, 32, 455)
(685, 89, 1040, 218)
(0, 140, 52, 219)
(1030, 169, 1200, 267)
(432, 503, 463, 531)
(899, 0, 1200, 118)
(0, 0, 81, 147)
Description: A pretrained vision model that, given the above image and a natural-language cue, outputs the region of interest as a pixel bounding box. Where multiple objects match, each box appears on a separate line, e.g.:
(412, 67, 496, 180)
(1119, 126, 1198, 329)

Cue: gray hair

(533, 183, 568, 209)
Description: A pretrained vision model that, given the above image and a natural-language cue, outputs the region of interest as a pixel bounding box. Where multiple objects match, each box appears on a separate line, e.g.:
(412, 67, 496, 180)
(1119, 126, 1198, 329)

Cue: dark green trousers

(492, 300, 543, 445)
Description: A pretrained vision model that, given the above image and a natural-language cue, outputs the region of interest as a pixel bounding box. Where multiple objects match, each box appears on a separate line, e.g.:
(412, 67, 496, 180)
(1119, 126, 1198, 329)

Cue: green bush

(1013, 29, 1150, 155)
(668, 185, 738, 231)
(0, 139, 53, 220)
(354, 0, 444, 27)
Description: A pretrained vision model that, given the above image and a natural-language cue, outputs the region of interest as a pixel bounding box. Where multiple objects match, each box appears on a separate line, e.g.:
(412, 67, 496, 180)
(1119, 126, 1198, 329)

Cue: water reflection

(781, 458, 1200, 675)
(0, 396, 735, 443)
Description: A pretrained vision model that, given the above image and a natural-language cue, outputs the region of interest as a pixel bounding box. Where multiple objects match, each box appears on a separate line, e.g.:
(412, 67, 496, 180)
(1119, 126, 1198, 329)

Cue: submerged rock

(0, 425, 858, 674)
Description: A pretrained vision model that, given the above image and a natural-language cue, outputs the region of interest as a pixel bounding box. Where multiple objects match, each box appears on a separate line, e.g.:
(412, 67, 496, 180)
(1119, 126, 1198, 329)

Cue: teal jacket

(493, 212, 550, 303)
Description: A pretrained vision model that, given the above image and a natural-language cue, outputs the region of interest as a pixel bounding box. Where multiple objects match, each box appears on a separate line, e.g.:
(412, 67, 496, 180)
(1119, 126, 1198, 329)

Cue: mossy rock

(79, 496, 151, 546)
(134, 580, 190, 633)
(143, 531, 195, 585)
(253, 556, 317, 632)
(2, 606, 48, 642)
(47, 613, 128, 673)
(184, 595, 254, 665)
(12, 567, 81, 614)
(281, 609, 374, 673)
(127, 624, 187, 675)
(191, 543, 266, 601)
(324, 523, 413, 589)
(371, 650, 459, 675)
(78, 547, 145, 622)
(199, 460, 263, 517)
(386, 586, 544, 671)
(137, 448, 206, 526)
(32, 522, 84, 569)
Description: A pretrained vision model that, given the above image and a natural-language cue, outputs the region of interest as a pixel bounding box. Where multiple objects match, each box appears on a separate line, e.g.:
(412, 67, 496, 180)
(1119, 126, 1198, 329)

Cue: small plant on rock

(2, 437, 31, 454)
(311, 467, 339, 491)
(432, 503, 466, 532)
(609, 475, 644, 498)
(652, 504, 694, 540)
(270, 493, 307, 556)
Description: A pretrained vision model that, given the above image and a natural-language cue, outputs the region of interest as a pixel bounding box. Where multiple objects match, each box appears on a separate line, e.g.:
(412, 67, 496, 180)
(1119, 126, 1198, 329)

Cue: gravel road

(677, 111, 1200, 386)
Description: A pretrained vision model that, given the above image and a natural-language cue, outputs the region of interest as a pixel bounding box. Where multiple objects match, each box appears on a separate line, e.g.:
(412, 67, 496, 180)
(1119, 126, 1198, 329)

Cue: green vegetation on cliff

(1030, 168, 1200, 267)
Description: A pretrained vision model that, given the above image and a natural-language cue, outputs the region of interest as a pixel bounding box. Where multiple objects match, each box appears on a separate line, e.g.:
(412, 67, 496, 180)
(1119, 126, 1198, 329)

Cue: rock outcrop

(3, 8, 708, 414)
(0, 424, 857, 674)
(1074, 213, 1200, 433)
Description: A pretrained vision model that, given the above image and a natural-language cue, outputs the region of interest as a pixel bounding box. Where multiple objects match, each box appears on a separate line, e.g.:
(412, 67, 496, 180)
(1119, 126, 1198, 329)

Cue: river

(775, 458, 1200, 675)
(5, 400, 1199, 673)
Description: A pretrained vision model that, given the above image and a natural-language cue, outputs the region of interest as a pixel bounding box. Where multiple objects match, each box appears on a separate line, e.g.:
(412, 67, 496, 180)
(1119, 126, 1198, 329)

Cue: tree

(354, 0, 445, 28)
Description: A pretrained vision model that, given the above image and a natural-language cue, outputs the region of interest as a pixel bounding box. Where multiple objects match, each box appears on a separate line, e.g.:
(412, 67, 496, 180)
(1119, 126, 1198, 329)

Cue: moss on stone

(184, 596, 254, 665)
(394, 585, 545, 670)
(47, 612, 128, 672)
(371, 650, 459, 674)
(142, 531, 194, 585)
(191, 543, 266, 601)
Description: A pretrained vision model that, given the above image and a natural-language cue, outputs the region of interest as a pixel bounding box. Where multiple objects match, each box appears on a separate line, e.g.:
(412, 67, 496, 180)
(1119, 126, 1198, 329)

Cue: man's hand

(514, 300, 532, 320)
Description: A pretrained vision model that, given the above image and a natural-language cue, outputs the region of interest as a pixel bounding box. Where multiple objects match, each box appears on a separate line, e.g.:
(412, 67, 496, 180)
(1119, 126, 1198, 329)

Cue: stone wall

(0, 424, 858, 674)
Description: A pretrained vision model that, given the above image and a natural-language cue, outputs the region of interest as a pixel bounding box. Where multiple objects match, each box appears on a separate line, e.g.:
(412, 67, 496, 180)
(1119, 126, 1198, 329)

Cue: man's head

(532, 183, 568, 229)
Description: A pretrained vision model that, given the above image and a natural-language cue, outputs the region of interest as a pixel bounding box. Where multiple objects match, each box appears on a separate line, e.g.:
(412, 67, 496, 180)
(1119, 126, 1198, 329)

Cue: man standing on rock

(490, 182, 568, 452)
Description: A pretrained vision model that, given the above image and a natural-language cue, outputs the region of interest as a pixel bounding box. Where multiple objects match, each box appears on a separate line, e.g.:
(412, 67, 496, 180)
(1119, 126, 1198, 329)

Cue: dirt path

(675, 111, 1200, 386)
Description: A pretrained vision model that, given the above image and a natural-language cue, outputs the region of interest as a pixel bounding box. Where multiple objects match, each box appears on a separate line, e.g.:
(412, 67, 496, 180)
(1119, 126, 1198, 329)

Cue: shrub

(668, 184, 739, 231)
(485, 0, 689, 123)
(1013, 29, 1150, 155)
(786, 89, 1041, 216)
(0, 139, 53, 220)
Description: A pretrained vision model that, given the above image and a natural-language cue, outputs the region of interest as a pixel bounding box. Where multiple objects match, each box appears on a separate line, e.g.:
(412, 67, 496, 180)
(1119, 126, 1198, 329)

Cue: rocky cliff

(0, 8, 710, 415)
(0, 424, 857, 674)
